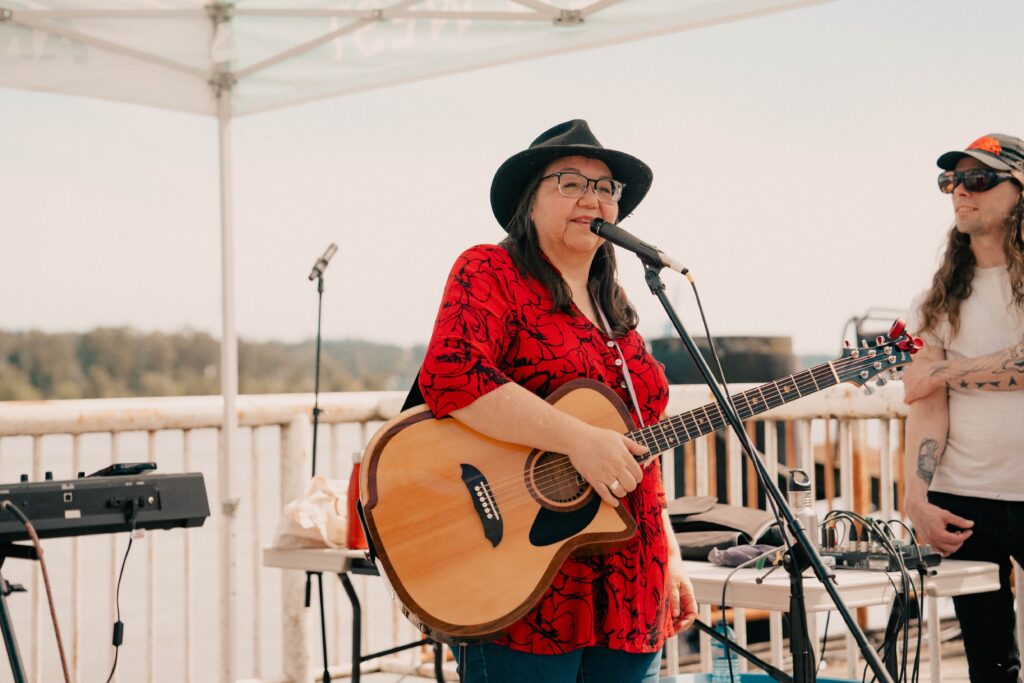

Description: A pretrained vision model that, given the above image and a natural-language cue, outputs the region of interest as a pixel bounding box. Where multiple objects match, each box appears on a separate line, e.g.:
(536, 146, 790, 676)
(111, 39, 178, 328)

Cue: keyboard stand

(0, 544, 38, 683)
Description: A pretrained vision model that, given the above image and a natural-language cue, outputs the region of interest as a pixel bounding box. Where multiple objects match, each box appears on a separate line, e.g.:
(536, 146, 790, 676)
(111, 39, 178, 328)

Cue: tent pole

(216, 82, 239, 683)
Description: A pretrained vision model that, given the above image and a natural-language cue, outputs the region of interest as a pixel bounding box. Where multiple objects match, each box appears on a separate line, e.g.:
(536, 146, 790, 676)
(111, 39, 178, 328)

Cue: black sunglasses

(938, 168, 1016, 194)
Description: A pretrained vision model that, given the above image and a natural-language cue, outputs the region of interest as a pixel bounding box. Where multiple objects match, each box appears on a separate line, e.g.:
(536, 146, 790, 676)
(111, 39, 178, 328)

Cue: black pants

(929, 491, 1024, 683)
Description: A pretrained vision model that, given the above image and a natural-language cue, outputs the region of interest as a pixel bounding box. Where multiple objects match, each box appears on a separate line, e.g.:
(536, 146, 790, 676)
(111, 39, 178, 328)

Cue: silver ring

(608, 478, 622, 492)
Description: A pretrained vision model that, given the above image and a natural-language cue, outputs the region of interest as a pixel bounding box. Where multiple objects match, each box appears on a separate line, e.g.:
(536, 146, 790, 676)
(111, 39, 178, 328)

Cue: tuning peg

(861, 339, 869, 349)
(876, 335, 886, 346)
(898, 335, 925, 354)
(890, 369, 903, 380)
(876, 377, 887, 387)
(889, 319, 906, 338)
(863, 384, 875, 396)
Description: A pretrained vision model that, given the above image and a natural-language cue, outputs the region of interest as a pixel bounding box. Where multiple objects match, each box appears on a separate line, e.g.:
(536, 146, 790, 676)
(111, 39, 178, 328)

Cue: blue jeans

(452, 642, 661, 683)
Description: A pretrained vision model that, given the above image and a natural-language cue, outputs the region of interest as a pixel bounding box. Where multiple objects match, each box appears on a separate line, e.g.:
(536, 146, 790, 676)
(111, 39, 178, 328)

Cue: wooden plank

(824, 418, 836, 507)
(684, 441, 696, 497)
(745, 421, 758, 507)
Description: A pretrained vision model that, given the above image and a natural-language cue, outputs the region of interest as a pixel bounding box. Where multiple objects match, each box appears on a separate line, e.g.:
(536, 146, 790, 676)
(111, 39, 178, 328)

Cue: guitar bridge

(460, 464, 503, 547)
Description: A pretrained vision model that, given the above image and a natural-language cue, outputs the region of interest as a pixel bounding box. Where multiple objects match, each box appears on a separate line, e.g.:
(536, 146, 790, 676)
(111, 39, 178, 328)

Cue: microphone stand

(637, 259, 892, 683)
(307, 270, 331, 683)
(694, 619, 792, 682)
(311, 274, 325, 477)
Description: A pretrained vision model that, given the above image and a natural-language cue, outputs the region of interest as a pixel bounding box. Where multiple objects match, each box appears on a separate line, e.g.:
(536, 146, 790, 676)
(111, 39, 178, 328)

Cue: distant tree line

(0, 328, 426, 401)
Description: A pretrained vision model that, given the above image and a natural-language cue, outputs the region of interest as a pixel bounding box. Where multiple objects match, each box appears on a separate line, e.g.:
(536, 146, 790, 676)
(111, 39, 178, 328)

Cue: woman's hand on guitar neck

(568, 428, 647, 507)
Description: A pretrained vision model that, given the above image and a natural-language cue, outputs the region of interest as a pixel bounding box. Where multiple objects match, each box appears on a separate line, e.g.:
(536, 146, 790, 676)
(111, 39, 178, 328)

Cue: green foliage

(0, 328, 425, 400)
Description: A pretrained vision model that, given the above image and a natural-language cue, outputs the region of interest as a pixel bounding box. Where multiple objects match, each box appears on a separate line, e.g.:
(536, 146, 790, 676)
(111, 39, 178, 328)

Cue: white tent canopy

(0, 1, 829, 678)
(2, 0, 827, 116)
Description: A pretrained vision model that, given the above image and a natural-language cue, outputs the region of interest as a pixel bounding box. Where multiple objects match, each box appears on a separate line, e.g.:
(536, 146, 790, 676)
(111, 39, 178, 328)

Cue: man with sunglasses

(903, 134, 1024, 683)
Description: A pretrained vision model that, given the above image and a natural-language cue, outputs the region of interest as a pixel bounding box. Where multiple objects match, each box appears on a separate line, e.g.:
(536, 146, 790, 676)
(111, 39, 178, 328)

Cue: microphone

(308, 243, 338, 281)
(589, 219, 690, 278)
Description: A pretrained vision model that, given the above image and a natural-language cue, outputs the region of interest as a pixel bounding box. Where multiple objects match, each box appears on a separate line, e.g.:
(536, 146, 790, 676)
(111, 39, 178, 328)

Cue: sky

(3, 0, 1024, 357)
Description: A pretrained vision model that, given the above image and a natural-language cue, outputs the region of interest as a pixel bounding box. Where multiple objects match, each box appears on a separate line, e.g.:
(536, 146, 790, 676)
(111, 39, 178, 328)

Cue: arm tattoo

(930, 341, 1024, 391)
(995, 341, 1024, 377)
(942, 360, 988, 380)
(916, 439, 939, 485)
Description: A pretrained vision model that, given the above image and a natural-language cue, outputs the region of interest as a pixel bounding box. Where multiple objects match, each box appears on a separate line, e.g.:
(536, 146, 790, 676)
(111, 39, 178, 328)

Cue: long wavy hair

(499, 171, 639, 337)
(918, 192, 1024, 335)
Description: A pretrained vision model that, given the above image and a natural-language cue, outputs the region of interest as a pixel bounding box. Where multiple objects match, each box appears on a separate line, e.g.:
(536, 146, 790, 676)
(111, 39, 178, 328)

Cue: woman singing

(417, 119, 697, 683)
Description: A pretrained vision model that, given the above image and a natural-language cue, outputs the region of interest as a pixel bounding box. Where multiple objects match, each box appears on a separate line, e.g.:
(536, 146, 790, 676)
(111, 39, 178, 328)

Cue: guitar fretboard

(628, 361, 840, 458)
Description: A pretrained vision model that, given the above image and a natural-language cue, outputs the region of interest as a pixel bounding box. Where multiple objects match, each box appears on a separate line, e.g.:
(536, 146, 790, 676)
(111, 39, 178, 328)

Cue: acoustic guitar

(360, 321, 920, 640)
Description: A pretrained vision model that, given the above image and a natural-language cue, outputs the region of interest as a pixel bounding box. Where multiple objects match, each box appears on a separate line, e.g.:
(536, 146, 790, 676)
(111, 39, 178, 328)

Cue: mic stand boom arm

(639, 261, 893, 683)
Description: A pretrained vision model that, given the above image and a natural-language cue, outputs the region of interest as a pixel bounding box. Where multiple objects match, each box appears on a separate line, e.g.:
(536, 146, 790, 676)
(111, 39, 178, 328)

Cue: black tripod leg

(0, 574, 27, 683)
(433, 641, 444, 683)
(881, 594, 905, 679)
(787, 554, 816, 683)
(317, 573, 331, 683)
(339, 573, 361, 683)
(457, 642, 468, 683)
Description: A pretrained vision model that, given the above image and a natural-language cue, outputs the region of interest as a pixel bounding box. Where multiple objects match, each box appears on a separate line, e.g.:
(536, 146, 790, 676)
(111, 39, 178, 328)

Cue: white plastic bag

(272, 475, 348, 549)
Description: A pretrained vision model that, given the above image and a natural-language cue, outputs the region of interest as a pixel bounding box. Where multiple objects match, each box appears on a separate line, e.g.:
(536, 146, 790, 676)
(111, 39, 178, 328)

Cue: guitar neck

(628, 360, 841, 459)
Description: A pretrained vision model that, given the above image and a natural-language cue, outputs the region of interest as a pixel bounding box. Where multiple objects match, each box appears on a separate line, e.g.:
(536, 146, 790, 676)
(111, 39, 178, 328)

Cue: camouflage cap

(937, 134, 1024, 185)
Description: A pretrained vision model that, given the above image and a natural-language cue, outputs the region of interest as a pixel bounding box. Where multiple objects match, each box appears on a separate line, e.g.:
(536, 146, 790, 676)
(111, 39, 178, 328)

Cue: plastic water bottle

(711, 621, 740, 682)
(787, 468, 819, 550)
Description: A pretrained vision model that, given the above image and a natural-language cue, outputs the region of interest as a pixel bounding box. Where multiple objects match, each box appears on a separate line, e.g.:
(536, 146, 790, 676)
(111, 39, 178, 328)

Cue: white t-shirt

(907, 266, 1024, 501)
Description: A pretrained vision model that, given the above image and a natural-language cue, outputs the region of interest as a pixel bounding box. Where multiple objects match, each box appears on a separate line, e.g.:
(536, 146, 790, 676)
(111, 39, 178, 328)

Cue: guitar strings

(483, 389, 891, 502)
(463, 344, 910, 500)
(472, 346, 908, 499)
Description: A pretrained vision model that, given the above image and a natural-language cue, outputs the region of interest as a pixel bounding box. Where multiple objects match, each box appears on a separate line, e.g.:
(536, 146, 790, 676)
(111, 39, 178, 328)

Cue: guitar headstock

(835, 319, 923, 394)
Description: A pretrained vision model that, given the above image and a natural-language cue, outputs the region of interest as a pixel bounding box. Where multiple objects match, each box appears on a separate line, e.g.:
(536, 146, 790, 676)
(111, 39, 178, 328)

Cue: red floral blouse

(419, 244, 675, 654)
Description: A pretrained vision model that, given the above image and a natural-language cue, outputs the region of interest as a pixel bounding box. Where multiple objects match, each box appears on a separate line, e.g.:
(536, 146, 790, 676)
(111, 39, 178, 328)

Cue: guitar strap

(594, 302, 646, 429)
(401, 370, 425, 411)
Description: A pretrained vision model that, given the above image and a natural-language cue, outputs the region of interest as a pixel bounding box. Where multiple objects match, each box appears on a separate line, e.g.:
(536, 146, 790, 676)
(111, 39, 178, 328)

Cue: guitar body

(360, 379, 637, 640)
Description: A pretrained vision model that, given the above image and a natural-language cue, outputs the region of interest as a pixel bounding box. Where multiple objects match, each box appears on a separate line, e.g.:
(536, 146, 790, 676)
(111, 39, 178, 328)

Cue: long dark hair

(918, 193, 1024, 335)
(499, 171, 639, 337)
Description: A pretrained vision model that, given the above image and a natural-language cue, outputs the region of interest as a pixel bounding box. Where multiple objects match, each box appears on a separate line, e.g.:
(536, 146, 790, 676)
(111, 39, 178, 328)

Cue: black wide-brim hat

(490, 119, 653, 231)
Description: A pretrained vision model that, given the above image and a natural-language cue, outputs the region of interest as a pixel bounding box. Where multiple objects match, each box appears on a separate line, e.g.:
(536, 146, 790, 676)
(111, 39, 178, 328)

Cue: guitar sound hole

(530, 452, 588, 505)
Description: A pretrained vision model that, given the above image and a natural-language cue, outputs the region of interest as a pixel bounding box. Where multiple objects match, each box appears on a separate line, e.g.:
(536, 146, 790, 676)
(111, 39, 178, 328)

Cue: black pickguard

(528, 495, 601, 546)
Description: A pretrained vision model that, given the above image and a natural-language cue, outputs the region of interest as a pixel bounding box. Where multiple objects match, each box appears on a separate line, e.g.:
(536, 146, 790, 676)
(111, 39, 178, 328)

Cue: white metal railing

(0, 382, 1009, 682)
(0, 391, 403, 683)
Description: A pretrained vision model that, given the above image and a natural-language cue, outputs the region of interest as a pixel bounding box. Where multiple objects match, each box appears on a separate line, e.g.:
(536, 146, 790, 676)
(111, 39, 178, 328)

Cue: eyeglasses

(938, 168, 1016, 194)
(541, 172, 624, 204)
